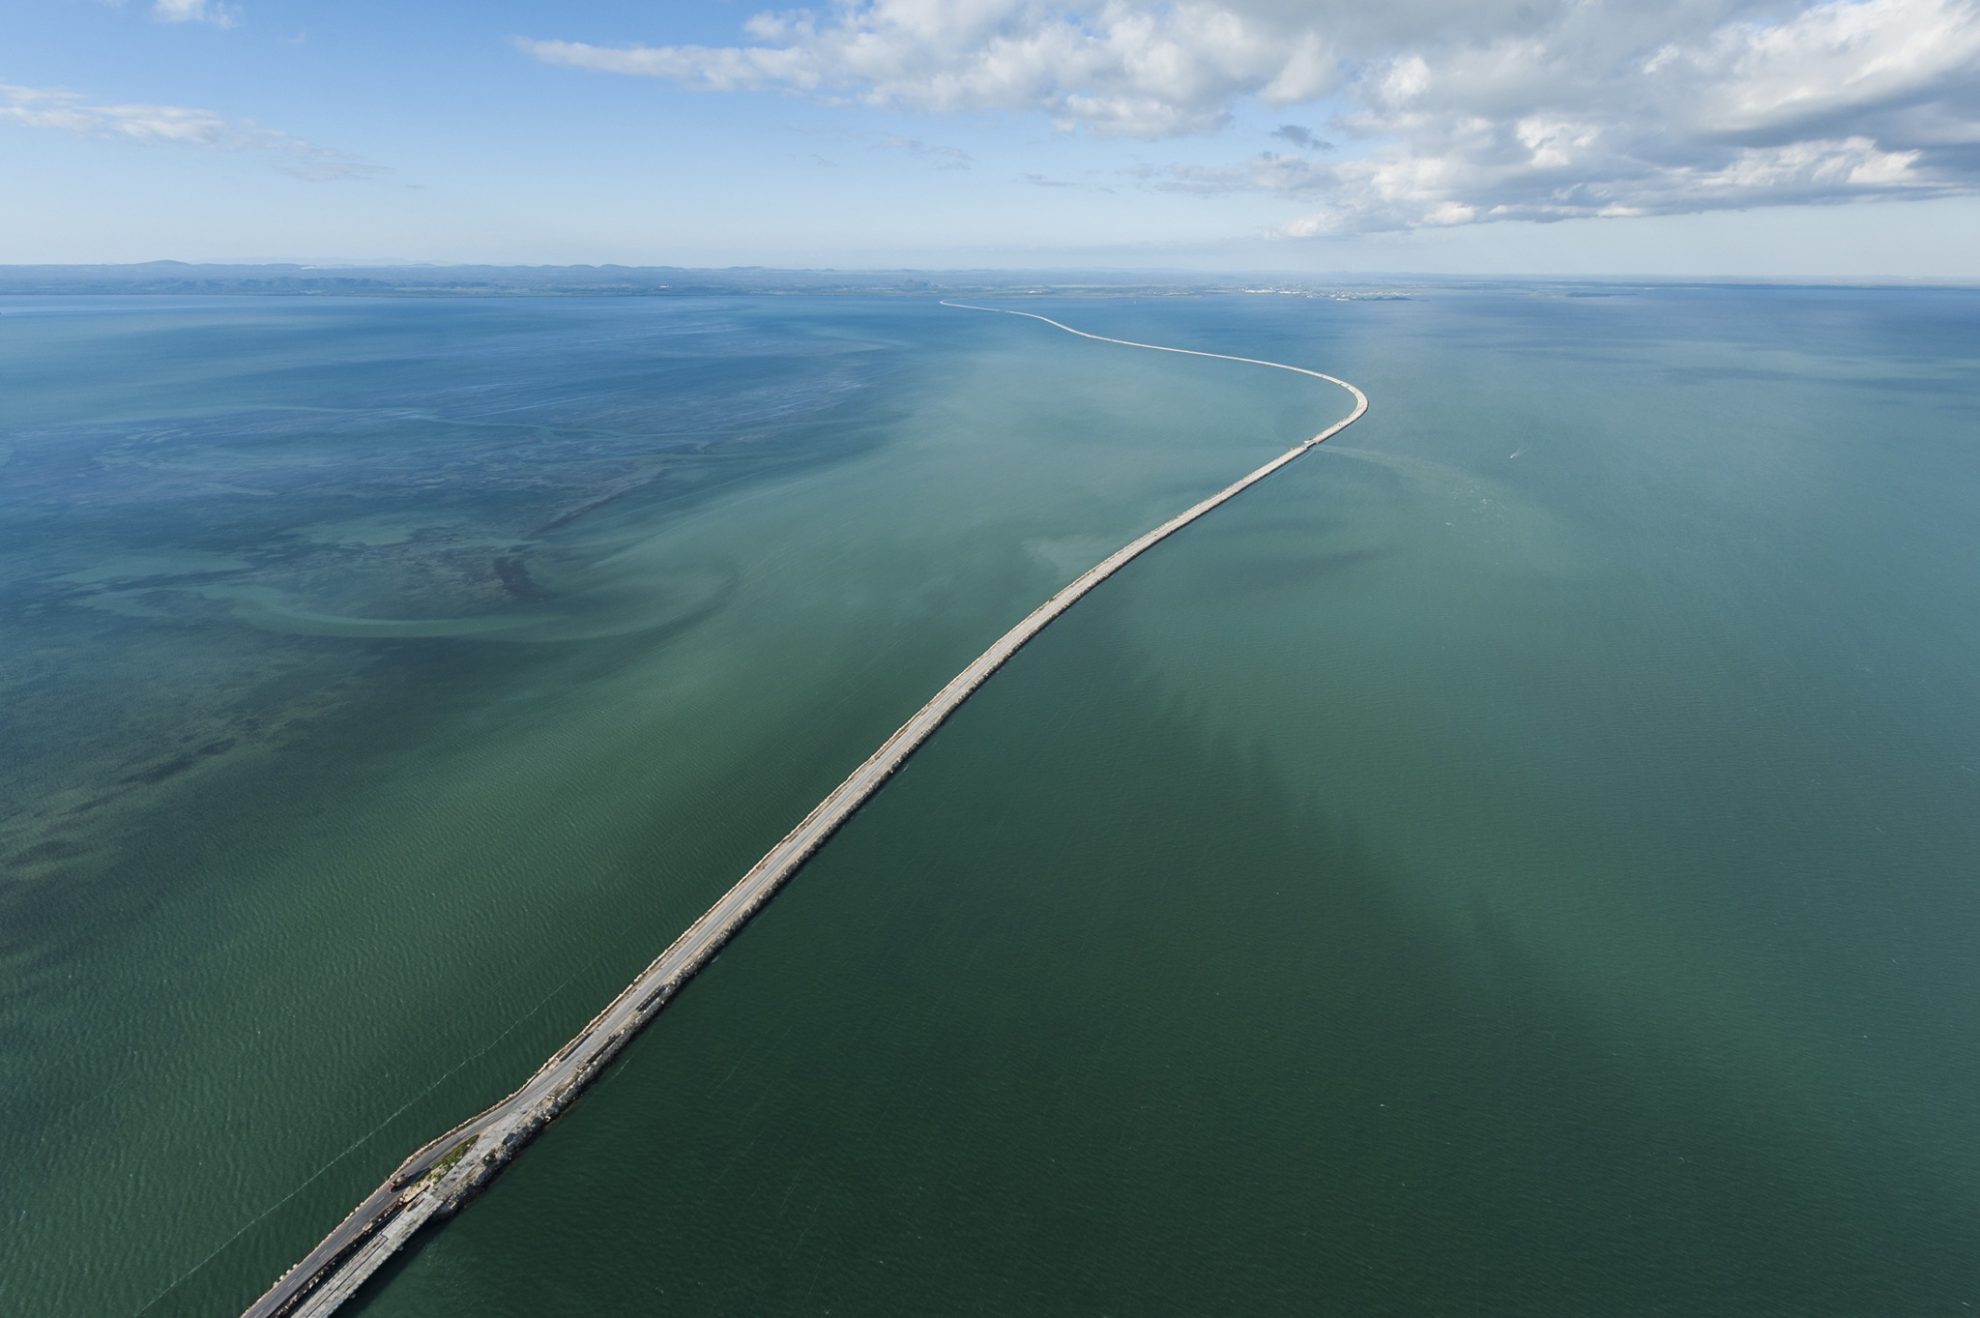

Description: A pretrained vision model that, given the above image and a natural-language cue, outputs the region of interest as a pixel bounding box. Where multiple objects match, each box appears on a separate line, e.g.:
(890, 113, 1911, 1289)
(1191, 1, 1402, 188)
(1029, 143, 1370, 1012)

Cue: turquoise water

(3, 288, 1977, 1314)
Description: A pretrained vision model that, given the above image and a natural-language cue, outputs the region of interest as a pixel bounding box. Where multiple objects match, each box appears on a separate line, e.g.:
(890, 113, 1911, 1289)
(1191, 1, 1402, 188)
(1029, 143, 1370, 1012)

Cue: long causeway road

(242, 301, 1369, 1317)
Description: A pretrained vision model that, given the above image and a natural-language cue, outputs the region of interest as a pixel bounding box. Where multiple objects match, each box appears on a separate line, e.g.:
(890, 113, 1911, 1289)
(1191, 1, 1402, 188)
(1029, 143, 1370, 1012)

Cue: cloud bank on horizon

(520, 0, 1980, 235)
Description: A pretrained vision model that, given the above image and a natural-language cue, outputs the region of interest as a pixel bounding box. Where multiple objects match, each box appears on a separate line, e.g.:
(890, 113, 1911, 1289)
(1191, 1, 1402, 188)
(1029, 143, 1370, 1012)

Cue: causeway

(242, 301, 1368, 1317)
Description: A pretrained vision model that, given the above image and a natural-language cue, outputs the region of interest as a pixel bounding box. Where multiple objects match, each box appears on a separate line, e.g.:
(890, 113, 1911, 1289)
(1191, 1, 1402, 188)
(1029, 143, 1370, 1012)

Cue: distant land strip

(240, 301, 1368, 1318)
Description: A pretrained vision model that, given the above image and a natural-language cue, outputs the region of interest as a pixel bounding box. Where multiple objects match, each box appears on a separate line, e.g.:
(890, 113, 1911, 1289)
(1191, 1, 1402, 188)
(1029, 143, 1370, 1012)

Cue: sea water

(2, 287, 1976, 1315)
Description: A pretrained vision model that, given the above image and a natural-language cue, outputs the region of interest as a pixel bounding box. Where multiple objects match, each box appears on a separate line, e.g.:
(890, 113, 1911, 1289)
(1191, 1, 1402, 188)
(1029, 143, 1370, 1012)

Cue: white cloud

(519, 0, 1980, 231)
(519, 2, 1343, 137)
(1277, 135, 1937, 235)
(1276, 0, 1978, 232)
(152, 0, 238, 29)
(1664, 0, 1980, 137)
(0, 83, 381, 180)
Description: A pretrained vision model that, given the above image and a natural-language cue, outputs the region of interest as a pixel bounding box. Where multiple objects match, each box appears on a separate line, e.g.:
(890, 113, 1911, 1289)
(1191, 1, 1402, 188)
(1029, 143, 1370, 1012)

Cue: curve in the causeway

(241, 300, 1368, 1317)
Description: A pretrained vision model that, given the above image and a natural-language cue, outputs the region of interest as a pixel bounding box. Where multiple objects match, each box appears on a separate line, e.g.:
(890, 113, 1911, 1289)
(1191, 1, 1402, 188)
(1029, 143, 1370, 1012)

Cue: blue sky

(5, 0, 1979, 274)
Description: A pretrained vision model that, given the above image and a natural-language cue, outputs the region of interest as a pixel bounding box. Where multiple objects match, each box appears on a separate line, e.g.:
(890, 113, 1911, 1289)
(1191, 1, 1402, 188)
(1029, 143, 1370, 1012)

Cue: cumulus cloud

(152, 0, 238, 28)
(0, 83, 381, 180)
(520, 0, 1980, 231)
(518, 2, 1338, 137)
(1273, 0, 1979, 232)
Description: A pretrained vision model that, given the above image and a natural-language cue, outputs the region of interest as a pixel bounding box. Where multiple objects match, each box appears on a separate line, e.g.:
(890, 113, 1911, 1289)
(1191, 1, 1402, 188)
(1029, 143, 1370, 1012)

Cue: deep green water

(3, 288, 1977, 1315)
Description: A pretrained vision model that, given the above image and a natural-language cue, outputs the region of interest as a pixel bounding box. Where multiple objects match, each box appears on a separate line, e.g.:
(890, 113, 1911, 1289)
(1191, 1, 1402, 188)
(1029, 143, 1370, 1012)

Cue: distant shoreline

(2, 264, 1975, 301)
